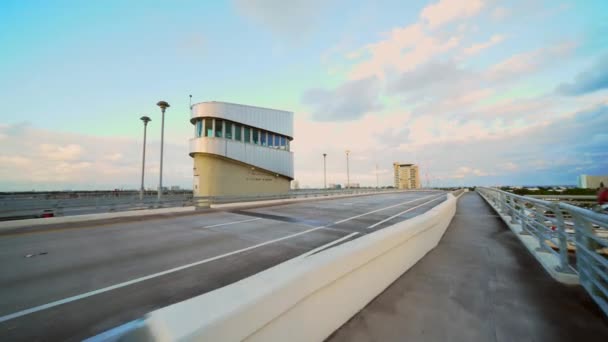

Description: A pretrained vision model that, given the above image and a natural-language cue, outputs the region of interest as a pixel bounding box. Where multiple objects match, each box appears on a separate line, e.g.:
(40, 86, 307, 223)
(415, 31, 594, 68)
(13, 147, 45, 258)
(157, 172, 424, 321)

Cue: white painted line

(202, 217, 261, 229)
(0, 223, 332, 324)
(300, 232, 360, 258)
(367, 195, 445, 229)
(333, 194, 438, 224)
(0, 192, 444, 323)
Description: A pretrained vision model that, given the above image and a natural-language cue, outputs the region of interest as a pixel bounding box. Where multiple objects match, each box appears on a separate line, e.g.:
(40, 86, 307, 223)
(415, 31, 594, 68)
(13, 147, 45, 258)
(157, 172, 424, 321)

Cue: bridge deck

(329, 192, 608, 342)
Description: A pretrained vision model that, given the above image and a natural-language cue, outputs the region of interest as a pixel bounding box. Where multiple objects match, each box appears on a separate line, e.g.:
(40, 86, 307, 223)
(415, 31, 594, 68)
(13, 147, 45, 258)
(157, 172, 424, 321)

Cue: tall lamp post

(323, 153, 327, 190)
(156, 101, 170, 201)
(139, 116, 151, 200)
(346, 150, 350, 189)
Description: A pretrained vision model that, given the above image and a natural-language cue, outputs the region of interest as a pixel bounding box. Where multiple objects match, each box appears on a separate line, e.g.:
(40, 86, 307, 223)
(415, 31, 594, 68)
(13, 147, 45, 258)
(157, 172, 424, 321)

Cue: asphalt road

(0, 190, 446, 341)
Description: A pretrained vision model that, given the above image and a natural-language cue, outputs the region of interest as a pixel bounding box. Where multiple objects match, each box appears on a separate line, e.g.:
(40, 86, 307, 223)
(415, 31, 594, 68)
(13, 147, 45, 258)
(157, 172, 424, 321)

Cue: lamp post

(346, 150, 350, 189)
(156, 101, 170, 201)
(139, 116, 151, 200)
(323, 153, 327, 190)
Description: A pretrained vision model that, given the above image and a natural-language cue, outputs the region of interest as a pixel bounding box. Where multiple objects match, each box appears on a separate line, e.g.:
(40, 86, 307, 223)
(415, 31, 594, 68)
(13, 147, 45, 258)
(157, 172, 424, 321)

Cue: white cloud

(420, 0, 485, 29)
(486, 41, 576, 81)
(463, 34, 504, 55)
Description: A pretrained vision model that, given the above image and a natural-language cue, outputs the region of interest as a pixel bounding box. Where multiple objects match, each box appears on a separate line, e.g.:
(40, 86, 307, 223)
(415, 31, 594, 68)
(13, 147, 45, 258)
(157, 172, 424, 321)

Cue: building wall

(393, 163, 421, 189)
(193, 153, 290, 197)
(578, 174, 608, 189)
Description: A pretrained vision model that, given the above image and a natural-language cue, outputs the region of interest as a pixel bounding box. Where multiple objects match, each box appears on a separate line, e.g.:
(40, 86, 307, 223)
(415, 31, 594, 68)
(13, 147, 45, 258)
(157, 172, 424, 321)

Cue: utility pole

(323, 153, 327, 189)
(139, 116, 151, 200)
(156, 101, 170, 201)
(346, 150, 350, 189)
(376, 163, 379, 189)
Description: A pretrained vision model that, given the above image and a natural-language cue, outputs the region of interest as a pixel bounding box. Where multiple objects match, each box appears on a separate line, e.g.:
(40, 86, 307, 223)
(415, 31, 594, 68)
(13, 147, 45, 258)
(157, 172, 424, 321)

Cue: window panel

(261, 131, 267, 146)
(204, 118, 213, 137)
(225, 122, 233, 139)
(235, 124, 242, 141)
(274, 135, 280, 147)
(215, 119, 223, 138)
(268, 133, 274, 147)
(244, 127, 251, 143)
(280, 136, 286, 149)
(252, 129, 259, 144)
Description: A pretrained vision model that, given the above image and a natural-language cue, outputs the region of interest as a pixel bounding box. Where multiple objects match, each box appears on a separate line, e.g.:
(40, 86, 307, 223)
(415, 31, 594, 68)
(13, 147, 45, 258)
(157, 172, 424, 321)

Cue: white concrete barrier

(122, 194, 457, 341)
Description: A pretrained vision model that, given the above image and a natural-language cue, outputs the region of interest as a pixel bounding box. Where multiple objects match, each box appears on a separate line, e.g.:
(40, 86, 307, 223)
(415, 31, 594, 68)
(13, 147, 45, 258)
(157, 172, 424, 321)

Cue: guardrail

(193, 188, 411, 207)
(0, 195, 194, 221)
(0, 188, 415, 220)
(477, 187, 608, 316)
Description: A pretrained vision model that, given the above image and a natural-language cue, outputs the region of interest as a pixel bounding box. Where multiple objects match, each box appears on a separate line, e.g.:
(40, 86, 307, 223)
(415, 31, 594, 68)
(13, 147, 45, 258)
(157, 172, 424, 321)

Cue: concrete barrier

(121, 194, 457, 341)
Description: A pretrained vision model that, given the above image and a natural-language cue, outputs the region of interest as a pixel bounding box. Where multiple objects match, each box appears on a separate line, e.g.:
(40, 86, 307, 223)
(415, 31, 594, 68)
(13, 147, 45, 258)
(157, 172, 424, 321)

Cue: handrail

(477, 187, 608, 317)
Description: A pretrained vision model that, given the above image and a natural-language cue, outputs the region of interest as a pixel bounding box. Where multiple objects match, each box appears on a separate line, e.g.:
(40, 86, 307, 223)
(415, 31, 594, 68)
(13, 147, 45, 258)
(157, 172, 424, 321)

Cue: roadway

(0, 190, 445, 341)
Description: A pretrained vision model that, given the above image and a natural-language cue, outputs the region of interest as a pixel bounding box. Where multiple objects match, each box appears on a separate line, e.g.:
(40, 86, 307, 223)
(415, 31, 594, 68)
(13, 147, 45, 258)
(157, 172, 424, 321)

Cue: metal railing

(477, 187, 608, 316)
(0, 194, 194, 221)
(0, 188, 427, 220)
(193, 188, 411, 206)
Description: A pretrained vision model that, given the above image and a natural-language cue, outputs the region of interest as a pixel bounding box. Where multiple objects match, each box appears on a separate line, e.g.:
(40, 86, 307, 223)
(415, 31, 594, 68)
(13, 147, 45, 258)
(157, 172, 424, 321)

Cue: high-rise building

(393, 163, 420, 189)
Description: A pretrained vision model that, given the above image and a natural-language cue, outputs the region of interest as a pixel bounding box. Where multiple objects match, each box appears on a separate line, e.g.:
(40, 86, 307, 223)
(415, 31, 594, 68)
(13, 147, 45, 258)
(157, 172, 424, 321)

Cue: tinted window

(215, 119, 223, 138)
(235, 124, 242, 141)
(225, 122, 233, 139)
(205, 118, 213, 137)
(244, 127, 251, 143)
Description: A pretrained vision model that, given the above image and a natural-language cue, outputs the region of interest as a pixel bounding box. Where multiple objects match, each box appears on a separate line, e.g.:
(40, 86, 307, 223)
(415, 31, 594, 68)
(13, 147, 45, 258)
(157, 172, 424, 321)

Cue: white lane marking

(300, 232, 360, 258)
(333, 194, 438, 224)
(0, 193, 443, 323)
(201, 217, 261, 229)
(367, 195, 445, 229)
(0, 224, 331, 324)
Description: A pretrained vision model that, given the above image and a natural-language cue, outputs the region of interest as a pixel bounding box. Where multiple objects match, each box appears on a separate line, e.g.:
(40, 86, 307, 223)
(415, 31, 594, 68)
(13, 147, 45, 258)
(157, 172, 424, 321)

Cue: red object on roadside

(599, 188, 608, 205)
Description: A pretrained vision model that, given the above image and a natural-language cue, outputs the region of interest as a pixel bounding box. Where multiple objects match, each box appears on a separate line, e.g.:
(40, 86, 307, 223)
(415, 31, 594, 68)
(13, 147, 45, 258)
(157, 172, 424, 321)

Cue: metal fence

(477, 187, 608, 316)
(0, 188, 424, 220)
(193, 188, 411, 206)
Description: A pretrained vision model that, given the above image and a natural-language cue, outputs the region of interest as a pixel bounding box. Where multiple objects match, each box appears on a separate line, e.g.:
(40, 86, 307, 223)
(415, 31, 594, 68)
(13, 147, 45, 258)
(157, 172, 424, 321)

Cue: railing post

(552, 203, 571, 273)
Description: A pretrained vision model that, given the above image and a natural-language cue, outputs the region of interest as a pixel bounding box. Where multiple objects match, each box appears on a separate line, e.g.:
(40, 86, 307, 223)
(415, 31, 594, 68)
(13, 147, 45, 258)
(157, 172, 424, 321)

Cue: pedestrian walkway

(328, 192, 608, 342)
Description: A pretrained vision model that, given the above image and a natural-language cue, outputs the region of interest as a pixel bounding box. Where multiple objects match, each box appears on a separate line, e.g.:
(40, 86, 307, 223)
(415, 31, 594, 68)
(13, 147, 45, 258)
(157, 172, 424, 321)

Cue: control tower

(189, 101, 294, 197)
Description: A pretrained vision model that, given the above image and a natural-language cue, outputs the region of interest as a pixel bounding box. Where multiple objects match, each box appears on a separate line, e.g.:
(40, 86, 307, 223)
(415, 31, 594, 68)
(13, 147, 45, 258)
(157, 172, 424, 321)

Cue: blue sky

(1, 0, 607, 190)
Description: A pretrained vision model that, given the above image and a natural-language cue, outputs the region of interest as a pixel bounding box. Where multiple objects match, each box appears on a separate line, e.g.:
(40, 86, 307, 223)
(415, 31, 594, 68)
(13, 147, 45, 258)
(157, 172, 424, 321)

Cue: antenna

(189, 94, 192, 109)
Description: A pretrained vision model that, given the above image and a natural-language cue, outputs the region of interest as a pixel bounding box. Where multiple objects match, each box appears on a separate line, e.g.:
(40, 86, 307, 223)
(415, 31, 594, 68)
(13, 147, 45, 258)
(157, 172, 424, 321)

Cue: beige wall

(192, 153, 290, 197)
(393, 163, 421, 189)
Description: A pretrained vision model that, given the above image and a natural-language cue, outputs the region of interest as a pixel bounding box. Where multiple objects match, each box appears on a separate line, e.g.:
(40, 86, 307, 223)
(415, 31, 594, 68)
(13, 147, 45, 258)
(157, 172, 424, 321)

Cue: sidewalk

(328, 192, 608, 342)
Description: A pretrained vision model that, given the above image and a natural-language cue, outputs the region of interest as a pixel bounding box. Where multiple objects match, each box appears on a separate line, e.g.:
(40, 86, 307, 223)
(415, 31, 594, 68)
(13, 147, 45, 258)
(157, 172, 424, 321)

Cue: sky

(0, 0, 607, 191)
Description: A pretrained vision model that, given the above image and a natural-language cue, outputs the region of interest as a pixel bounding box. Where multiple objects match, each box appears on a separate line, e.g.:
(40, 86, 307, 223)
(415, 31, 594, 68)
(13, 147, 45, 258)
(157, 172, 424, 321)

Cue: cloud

(485, 41, 575, 81)
(420, 0, 484, 29)
(348, 23, 460, 80)
(463, 34, 504, 55)
(233, 0, 331, 39)
(0, 124, 191, 191)
(387, 60, 472, 94)
(301, 76, 383, 121)
(556, 54, 608, 96)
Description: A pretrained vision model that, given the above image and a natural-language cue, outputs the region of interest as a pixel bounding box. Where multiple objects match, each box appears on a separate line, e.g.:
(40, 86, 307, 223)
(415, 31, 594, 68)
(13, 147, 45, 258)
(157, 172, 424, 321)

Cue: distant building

(170, 186, 181, 191)
(329, 183, 341, 189)
(346, 183, 360, 188)
(291, 180, 300, 190)
(393, 163, 420, 189)
(578, 174, 608, 189)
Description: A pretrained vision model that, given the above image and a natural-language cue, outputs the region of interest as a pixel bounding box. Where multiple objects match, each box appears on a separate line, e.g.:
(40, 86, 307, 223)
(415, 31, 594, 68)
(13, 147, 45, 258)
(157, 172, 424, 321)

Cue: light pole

(346, 150, 350, 189)
(156, 101, 170, 201)
(323, 153, 327, 190)
(139, 116, 151, 200)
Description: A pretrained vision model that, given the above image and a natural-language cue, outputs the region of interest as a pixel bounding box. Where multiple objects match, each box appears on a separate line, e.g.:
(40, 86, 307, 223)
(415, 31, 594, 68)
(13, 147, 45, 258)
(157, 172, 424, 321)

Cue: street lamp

(156, 100, 170, 201)
(346, 150, 350, 189)
(139, 116, 151, 200)
(323, 153, 327, 190)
